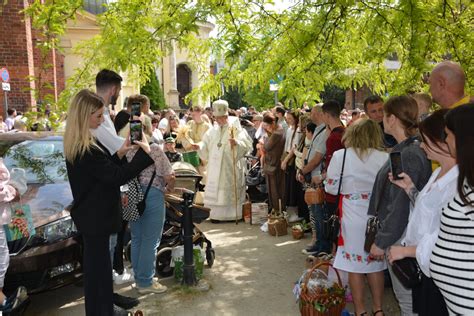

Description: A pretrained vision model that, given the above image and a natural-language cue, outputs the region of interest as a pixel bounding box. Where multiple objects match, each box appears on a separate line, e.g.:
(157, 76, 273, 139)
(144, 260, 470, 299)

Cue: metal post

(3, 91, 8, 116)
(274, 91, 278, 106)
(181, 190, 197, 286)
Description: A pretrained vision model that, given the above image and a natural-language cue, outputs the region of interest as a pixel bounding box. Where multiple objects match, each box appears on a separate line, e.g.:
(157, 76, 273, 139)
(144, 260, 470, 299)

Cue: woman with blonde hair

(64, 89, 153, 316)
(368, 95, 432, 316)
(325, 118, 388, 315)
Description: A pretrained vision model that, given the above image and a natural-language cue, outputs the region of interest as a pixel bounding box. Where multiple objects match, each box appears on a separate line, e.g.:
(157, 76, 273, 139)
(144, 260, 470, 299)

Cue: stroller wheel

(156, 247, 174, 278)
(205, 248, 215, 268)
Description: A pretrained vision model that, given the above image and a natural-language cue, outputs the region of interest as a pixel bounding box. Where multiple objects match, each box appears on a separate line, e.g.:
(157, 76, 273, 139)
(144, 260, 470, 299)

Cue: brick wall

(345, 85, 373, 110)
(0, 0, 65, 117)
(0, 0, 36, 116)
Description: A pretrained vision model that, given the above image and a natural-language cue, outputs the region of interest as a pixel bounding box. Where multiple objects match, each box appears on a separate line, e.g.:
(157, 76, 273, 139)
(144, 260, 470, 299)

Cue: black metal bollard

(181, 190, 197, 286)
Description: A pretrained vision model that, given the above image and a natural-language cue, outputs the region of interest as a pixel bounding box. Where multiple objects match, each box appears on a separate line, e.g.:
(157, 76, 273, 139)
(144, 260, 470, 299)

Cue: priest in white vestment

(193, 100, 252, 221)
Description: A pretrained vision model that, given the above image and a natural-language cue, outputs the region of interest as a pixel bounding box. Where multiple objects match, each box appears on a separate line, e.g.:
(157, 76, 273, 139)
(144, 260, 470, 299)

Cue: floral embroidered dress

(325, 148, 388, 273)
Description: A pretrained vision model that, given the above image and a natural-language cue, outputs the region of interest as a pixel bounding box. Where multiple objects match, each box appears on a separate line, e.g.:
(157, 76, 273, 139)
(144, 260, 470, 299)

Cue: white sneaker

(114, 268, 135, 285)
(136, 280, 167, 294)
(288, 213, 303, 223)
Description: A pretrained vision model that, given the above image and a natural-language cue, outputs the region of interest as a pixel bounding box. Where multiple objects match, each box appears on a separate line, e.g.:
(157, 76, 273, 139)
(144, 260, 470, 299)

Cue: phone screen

(131, 102, 141, 117)
(390, 152, 404, 180)
(130, 120, 142, 143)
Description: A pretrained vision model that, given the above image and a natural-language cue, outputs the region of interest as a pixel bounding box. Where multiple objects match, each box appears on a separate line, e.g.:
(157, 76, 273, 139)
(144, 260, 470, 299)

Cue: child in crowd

(164, 137, 182, 163)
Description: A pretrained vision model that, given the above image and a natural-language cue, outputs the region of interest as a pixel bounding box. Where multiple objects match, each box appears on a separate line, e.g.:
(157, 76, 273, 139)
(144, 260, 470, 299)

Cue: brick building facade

(0, 0, 65, 116)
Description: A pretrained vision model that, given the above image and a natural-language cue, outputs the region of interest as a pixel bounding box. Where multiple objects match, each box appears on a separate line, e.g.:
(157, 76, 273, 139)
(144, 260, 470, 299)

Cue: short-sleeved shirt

(324, 126, 345, 203)
(307, 124, 328, 177)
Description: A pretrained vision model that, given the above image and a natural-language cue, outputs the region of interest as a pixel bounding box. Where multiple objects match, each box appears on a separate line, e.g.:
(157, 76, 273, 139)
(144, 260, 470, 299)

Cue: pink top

(126, 144, 173, 192)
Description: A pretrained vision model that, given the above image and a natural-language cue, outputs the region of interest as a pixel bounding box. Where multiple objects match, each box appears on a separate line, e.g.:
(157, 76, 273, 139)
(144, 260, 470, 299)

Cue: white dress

(325, 148, 388, 273)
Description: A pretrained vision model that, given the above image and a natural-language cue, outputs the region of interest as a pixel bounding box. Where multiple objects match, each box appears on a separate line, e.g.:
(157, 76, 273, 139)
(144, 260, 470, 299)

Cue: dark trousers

(113, 221, 128, 274)
(265, 169, 285, 212)
(83, 233, 114, 316)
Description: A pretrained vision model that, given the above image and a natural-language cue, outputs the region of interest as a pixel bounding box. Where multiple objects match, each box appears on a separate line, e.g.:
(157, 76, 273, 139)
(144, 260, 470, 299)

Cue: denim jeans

(309, 203, 331, 253)
(129, 186, 165, 287)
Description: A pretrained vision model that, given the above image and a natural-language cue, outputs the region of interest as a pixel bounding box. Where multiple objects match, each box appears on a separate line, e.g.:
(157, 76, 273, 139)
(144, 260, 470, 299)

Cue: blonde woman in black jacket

(64, 89, 153, 316)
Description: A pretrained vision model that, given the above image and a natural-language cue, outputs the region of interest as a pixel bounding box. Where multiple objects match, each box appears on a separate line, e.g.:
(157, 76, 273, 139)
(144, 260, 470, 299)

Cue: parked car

(0, 132, 82, 294)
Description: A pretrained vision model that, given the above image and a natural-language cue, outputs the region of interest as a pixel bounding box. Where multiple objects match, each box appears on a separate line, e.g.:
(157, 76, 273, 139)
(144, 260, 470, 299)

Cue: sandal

(373, 310, 384, 316)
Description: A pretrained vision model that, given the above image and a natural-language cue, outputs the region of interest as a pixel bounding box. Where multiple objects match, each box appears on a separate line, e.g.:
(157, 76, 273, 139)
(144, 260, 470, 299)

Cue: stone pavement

(25, 221, 399, 315)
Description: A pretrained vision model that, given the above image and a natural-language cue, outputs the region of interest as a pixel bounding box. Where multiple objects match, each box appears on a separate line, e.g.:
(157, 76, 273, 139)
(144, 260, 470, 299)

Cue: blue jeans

(129, 186, 165, 287)
(309, 204, 331, 253)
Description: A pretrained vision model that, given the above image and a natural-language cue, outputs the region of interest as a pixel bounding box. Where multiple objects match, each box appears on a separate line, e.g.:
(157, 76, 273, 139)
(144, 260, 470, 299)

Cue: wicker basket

(299, 262, 345, 316)
(292, 229, 304, 240)
(268, 216, 288, 236)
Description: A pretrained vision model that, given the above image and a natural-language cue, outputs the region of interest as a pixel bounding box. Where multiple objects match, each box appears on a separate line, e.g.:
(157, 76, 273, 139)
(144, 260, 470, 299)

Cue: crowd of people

(57, 59, 474, 316)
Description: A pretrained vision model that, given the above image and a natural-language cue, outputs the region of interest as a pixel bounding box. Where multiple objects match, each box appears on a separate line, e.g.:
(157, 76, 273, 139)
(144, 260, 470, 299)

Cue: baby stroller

(125, 162, 215, 278)
(245, 155, 267, 203)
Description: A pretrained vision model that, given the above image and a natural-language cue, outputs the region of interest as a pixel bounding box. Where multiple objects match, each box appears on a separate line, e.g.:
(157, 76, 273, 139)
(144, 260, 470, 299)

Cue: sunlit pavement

(25, 221, 398, 316)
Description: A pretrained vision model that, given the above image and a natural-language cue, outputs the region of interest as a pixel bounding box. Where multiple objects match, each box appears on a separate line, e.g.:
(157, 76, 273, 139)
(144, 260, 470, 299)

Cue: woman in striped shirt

(430, 104, 474, 315)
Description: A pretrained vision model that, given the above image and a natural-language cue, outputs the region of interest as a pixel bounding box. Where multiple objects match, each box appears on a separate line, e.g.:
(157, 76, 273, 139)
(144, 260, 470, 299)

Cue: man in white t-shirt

(92, 70, 124, 155)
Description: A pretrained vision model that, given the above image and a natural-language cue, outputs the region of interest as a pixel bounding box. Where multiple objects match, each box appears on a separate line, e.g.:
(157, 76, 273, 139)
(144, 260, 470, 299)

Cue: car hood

(21, 183, 73, 228)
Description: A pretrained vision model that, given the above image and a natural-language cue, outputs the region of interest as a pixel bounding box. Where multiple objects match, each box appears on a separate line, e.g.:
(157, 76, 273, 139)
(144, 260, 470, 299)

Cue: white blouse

(402, 165, 459, 277)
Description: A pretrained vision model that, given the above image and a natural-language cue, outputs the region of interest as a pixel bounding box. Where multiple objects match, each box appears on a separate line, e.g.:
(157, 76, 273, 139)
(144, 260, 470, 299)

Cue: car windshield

(2, 140, 67, 184)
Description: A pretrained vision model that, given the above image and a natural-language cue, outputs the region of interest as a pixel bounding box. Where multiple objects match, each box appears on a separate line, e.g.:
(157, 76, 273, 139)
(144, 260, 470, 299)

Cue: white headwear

(212, 100, 229, 117)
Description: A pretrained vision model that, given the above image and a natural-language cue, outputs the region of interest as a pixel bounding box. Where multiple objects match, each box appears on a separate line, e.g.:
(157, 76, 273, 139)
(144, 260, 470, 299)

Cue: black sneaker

(113, 293, 139, 310)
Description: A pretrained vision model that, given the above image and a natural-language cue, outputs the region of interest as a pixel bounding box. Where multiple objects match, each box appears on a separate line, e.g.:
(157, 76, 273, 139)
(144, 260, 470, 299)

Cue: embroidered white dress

(325, 148, 388, 273)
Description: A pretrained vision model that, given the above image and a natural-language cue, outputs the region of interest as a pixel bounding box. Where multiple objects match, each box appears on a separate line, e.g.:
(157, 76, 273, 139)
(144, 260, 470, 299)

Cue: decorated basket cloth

(299, 262, 345, 316)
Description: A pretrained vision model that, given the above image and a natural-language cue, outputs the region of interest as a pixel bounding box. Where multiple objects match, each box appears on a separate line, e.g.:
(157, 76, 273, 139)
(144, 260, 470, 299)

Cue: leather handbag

(364, 216, 379, 253)
(322, 149, 347, 241)
(392, 257, 422, 288)
(137, 171, 156, 216)
(364, 176, 386, 253)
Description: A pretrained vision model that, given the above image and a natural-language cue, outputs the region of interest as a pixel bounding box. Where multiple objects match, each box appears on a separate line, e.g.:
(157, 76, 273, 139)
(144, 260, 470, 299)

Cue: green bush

(141, 73, 166, 110)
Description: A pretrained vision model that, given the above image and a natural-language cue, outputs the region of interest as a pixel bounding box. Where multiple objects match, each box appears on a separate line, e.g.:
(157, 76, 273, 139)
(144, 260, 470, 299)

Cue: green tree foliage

(140, 73, 166, 110)
(24, 0, 473, 112)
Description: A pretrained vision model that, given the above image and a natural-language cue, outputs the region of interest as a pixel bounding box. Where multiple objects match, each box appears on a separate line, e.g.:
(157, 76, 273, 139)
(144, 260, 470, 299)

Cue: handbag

(364, 216, 379, 253)
(122, 171, 156, 221)
(392, 257, 422, 288)
(322, 149, 347, 241)
(364, 177, 387, 253)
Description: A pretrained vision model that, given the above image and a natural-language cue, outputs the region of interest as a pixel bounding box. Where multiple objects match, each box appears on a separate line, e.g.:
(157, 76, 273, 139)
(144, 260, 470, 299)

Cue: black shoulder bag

(322, 148, 347, 241)
(137, 170, 156, 216)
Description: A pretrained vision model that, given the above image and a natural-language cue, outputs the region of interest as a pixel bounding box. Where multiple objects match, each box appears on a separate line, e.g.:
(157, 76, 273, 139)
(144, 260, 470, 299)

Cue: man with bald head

(429, 61, 470, 108)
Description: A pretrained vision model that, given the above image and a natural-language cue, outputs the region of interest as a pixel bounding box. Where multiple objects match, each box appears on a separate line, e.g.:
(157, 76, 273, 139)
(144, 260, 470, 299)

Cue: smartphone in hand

(131, 102, 141, 117)
(130, 120, 142, 143)
(390, 151, 404, 180)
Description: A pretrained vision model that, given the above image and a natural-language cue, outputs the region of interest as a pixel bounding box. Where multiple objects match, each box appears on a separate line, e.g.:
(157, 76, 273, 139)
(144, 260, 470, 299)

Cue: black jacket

(66, 141, 154, 235)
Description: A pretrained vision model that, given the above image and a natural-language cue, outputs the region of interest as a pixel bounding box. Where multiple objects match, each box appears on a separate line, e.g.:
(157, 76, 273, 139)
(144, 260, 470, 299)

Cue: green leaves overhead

(24, 0, 473, 109)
